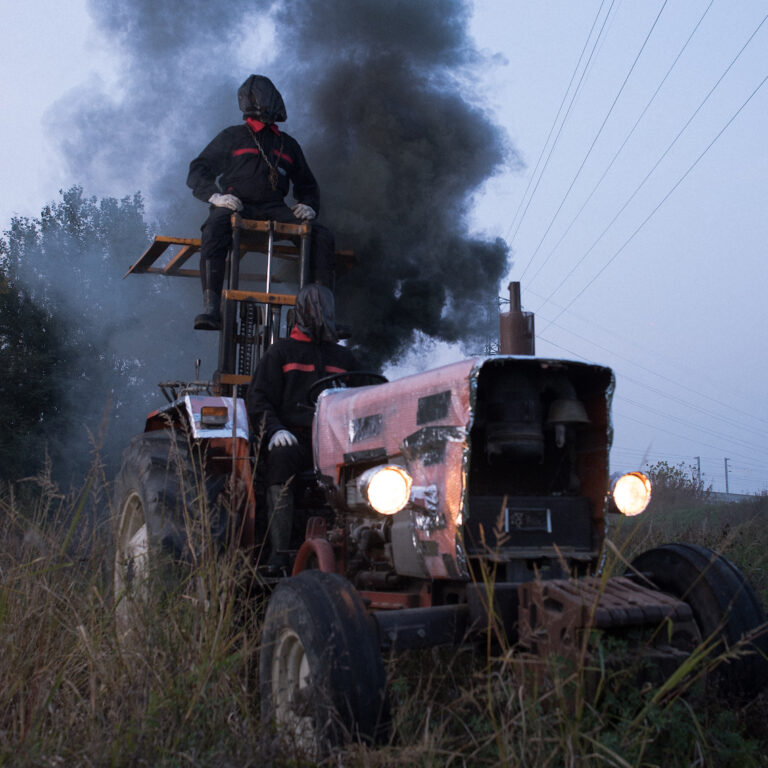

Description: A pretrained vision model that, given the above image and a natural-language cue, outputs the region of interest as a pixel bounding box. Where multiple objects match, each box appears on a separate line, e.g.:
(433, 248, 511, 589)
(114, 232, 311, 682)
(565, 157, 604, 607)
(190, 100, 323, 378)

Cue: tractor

(113, 215, 767, 752)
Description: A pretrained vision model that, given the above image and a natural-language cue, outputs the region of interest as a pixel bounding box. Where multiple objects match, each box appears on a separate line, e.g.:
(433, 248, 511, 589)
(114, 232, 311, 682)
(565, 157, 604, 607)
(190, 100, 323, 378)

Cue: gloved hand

(268, 429, 298, 450)
(291, 203, 316, 221)
(209, 193, 243, 211)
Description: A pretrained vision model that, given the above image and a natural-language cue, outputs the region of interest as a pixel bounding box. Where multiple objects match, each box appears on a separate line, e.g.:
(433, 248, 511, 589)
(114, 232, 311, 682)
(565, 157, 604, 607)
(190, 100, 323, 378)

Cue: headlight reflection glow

(359, 465, 413, 516)
(613, 472, 652, 516)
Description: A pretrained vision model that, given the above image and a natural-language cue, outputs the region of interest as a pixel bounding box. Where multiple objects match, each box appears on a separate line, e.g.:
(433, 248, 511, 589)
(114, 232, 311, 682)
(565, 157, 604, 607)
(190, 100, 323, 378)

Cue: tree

(0, 267, 65, 480)
(1, 186, 210, 483)
(644, 460, 711, 511)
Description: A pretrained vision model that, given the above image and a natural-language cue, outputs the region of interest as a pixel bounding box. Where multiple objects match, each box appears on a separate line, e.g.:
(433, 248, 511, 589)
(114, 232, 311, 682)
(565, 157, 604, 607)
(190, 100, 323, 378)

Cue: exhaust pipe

(499, 281, 535, 355)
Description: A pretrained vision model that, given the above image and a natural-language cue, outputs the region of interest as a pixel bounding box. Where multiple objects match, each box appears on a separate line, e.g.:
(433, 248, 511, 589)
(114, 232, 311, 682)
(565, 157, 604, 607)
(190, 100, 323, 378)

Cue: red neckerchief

(290, 326, 312, 342)
(245, 117, 281, 135)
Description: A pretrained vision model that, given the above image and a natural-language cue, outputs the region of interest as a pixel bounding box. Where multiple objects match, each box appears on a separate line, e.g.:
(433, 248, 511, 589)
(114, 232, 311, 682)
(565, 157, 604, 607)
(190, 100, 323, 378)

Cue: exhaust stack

(499, 282, 535, 355)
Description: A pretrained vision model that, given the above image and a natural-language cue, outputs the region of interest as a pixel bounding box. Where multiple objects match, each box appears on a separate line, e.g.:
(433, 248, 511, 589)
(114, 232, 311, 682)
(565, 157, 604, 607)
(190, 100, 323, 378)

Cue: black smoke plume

(58, 0, 516, 370)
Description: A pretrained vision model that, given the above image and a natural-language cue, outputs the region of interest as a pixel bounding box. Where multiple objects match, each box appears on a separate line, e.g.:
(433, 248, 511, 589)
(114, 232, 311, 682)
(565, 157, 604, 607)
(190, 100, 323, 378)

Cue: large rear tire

(113, 430, 226, 642)
(630, 542, 768, 698)
(259, 570, 389, 756)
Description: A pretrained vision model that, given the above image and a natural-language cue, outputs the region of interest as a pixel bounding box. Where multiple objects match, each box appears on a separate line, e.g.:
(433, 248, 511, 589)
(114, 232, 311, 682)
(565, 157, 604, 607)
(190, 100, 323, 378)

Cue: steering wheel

(308, 371, 388, 404)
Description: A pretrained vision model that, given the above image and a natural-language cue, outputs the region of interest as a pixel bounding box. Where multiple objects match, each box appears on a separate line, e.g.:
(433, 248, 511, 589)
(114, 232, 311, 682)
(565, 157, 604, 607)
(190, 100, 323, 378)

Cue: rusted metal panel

(125, 235, 202, 276)
(499, 282, 535, 355)
(233, 216, 309, 241)
(517, 576, 692, 658)
(274, 220, 311, 237)
(222, 289, 297, 305)
(208, 435, 257, 548)
(218, 373, 252, 387)
(163, 244, 200, 274)
(233, 216, 271, 233)
(360, 589, 430, 611)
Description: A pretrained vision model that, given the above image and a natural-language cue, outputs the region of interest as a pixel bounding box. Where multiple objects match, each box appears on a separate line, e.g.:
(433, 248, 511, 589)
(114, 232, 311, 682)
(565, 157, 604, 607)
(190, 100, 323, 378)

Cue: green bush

(644, 460, 711, 511)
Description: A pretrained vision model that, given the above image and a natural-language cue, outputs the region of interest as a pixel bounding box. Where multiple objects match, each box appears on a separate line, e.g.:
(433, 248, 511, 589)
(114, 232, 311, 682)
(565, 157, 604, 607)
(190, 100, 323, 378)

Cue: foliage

(0, 186, 206, 483)
(644, 459, 711, 511)
(0, 267, 65, 480)
(1, 467, 767, 767)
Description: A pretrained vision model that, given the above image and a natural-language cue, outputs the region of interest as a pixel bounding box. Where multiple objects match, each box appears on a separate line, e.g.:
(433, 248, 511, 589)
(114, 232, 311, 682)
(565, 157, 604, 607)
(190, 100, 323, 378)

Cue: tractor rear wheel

(259, 570, 389, 756)
(630, 542, 768, 698)
(113, 430, 225, 642)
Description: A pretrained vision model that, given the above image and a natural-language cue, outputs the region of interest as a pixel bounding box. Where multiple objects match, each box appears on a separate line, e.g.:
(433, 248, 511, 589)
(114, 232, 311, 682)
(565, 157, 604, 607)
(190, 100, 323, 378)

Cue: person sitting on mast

(187, 74, 334, 330)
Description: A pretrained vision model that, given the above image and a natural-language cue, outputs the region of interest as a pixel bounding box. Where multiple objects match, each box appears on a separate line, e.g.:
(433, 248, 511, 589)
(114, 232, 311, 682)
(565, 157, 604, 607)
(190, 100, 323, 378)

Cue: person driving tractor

(187, 74, 335, 331)
(246, 284, 360, 573)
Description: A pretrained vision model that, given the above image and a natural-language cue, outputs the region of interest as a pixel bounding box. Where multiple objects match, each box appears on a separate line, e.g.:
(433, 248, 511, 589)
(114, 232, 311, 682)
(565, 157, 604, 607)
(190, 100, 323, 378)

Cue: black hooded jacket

(246, 326, 360, 438)
(186, 123, 320, 212)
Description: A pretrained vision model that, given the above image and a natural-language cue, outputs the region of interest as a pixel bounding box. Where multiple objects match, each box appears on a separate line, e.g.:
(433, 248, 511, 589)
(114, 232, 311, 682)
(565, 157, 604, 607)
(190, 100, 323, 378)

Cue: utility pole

(724, 457, 730, 494)
(694, 456, 701, 486)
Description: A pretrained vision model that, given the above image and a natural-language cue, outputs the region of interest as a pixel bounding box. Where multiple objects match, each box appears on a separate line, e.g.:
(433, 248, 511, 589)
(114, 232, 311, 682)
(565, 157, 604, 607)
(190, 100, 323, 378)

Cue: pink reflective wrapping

(407, 436, 468, 579)
(314, 358, 477, 477)
(314, 358, 478, 579)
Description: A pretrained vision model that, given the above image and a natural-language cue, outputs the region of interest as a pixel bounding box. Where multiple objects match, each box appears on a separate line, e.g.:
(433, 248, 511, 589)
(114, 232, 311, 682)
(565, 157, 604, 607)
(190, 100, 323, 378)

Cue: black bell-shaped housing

(238, 74, 287, 123)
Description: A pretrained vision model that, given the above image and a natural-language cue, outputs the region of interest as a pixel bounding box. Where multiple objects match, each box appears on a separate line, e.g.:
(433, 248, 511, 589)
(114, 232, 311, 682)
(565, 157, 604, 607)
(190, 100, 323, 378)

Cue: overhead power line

(614, 410, 764, 467)
(527, 288, 768, 428)
(526, 0, 716, 289)
(534, 306, 768, 434)
(537, 14, 768, 320)
(540, 65, 768, 326)
(511, 0, 618, 253)
(520, 0, 669, 281)
(537, 333, 768, 463)
(617, 394, 768, 456)
(506, 0, 609, 244)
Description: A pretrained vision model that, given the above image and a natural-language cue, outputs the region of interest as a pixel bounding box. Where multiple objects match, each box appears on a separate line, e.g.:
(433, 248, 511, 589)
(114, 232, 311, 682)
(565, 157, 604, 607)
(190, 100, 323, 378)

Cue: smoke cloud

(57, 0, 517, 371)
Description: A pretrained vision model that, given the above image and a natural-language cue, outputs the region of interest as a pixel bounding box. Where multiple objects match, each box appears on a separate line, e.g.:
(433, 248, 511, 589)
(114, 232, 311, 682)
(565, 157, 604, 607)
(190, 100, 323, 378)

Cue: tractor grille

(464, 495, 592, 554)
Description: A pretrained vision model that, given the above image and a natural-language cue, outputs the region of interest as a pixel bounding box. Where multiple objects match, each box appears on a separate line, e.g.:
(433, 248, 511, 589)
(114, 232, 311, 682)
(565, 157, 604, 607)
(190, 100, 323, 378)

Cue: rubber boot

(194, 257, 226, 331)
(264, 484, 293, 575)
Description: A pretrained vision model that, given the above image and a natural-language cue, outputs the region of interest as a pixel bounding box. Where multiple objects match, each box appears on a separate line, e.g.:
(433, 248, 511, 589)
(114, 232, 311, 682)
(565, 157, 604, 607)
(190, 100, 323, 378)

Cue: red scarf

(245, 117, 280, 135)
(290, 326, 312, 342)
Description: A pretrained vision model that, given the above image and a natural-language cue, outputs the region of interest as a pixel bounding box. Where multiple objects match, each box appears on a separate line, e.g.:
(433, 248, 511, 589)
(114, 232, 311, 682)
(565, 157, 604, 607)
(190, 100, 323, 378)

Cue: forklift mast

(125, 215, 314, 395)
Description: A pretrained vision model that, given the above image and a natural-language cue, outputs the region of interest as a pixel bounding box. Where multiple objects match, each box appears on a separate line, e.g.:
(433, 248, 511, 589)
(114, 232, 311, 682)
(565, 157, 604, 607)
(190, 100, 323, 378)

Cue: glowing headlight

(613, 472, 652, 516)
(358, 465, 413, 516)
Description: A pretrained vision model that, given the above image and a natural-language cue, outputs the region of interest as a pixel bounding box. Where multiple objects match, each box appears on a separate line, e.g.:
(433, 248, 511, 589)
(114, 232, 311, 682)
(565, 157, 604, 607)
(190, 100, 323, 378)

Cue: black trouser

(266, 428, 313, 488)
(199, 203, 335, 286)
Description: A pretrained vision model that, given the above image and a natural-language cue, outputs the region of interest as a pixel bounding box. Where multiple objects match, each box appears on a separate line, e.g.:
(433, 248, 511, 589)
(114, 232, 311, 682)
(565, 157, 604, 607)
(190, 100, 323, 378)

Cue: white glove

(291, 203, 316, 221)
(268, 429, 298, 450)
(209, 193, 243, 211)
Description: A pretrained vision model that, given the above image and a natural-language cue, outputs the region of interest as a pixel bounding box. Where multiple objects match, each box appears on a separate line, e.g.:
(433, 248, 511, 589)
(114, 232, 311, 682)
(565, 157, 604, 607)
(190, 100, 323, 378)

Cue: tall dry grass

(1, 462, 767, 767)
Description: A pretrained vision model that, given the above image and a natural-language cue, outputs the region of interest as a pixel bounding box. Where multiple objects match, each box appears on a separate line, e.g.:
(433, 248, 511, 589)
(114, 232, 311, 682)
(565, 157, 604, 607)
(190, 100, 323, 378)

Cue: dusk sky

(2, 0, 767, 493)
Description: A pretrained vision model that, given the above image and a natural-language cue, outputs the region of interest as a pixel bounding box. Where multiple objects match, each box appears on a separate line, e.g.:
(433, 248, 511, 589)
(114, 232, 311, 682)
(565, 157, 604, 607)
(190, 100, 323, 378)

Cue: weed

(1, 464, 767, 766)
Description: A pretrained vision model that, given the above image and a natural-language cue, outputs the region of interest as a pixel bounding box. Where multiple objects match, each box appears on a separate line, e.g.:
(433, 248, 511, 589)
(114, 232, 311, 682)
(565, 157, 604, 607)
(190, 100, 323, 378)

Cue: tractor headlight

(358, 465, 413, 516)
(613, 472, 652, 516)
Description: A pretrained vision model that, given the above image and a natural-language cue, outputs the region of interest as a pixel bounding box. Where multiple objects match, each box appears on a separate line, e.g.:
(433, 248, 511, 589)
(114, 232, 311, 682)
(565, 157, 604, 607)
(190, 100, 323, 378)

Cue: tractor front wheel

(630, 542, 768, 698)
(259, 570, 389, 756)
